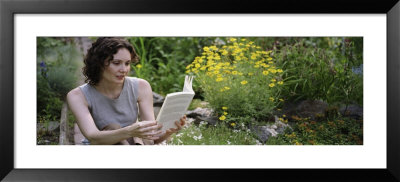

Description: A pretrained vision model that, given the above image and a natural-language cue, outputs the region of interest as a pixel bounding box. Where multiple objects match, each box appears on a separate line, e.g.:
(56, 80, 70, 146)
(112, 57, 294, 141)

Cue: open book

(156, 75, 195, 132)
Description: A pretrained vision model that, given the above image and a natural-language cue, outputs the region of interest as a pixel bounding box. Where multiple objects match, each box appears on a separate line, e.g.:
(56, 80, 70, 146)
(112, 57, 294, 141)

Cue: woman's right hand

(126, 120, 163, 140)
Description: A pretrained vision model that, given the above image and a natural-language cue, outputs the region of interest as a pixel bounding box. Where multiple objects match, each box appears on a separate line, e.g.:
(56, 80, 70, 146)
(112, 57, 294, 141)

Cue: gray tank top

(79, 77, 139, 130)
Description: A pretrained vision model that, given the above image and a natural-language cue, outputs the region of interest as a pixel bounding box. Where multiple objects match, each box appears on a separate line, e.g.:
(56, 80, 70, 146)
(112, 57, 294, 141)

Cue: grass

(167, 121, 260, 145)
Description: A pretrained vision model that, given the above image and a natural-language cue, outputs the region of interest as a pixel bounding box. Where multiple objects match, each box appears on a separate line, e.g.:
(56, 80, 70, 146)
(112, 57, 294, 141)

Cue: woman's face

(101, 48, 131, 84)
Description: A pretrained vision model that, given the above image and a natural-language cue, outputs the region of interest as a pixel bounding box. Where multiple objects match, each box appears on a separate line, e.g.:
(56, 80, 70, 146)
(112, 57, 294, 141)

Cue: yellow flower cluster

(187, 38, 286, 121)
(219, 106, 229, 121)
(186, 38, 285, 88)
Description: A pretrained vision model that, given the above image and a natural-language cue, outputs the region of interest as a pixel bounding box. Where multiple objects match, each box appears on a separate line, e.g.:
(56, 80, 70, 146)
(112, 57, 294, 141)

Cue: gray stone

(340, 105, 363, 119)
(153, 106, 161, 118)
(37, 121, 60, 133)
(282, 99, 328, 120)
(249, 116, 292, 143)
(186, 107, 213, 118)
(153, 92, 165, 106)
(194, 116, 218, 125)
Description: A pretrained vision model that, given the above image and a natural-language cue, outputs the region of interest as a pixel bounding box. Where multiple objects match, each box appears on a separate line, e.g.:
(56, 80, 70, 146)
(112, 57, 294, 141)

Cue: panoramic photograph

(36, 37, 363, 145)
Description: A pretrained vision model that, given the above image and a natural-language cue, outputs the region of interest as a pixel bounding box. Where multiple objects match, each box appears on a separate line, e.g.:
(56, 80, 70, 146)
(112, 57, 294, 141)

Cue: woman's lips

(116, 75, 124, 80)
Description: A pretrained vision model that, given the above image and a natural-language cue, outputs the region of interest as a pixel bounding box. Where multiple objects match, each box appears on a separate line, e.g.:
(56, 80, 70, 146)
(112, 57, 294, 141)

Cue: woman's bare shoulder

(67, 87, 83, 97)
(66, 86, 87, 105)
(128, 77, 151, 89)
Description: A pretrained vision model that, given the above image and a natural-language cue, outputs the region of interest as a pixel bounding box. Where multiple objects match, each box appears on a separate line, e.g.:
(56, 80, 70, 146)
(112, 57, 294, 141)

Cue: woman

(67, 37, 185, 145)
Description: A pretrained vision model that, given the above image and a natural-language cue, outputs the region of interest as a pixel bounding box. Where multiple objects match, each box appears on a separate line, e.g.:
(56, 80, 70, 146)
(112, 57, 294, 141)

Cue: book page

(156, 92, 194, 131)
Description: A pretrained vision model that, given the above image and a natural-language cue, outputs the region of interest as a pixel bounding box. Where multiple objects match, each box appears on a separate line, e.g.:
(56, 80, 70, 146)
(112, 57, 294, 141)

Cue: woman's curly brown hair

(83, 37, 139, 85)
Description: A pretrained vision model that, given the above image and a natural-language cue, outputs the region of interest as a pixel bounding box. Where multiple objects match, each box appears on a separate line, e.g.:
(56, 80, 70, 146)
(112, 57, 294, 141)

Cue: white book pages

(156, 75, 195, 132)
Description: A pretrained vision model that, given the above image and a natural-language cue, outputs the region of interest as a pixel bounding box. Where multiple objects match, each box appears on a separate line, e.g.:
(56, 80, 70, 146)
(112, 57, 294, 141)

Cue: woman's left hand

(165, 115, 186, 135)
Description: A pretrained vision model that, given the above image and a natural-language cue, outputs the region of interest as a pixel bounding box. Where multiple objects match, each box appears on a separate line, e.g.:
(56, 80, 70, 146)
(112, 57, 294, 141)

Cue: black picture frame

(1, 0, 399, 181)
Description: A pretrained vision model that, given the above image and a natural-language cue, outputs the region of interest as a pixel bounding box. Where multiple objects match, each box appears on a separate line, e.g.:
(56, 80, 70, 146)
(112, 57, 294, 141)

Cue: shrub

(186, 38, 285, 124)
(274, 38, 363, 105)
(266, 116, 363, 145)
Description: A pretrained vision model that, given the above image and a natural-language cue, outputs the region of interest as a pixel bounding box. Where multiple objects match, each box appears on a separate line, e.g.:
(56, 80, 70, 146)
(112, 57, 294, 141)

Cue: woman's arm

(136, 79, 167, 144)
(67, 87, 160, 145)
(136, 78, 186, 144)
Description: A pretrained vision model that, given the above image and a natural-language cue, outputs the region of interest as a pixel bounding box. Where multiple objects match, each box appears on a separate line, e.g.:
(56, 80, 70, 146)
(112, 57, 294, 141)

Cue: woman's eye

(113, 62, 120, 65)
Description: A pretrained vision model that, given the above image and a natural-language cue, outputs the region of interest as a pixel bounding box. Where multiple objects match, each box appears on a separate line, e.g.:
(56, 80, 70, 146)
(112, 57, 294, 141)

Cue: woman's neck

(94, 79, 125, 99)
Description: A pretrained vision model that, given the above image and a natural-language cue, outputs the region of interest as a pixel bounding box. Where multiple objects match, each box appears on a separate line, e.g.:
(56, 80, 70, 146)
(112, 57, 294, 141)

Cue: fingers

(138, 120, 158, 128)
(138, 123, 162, 133)
(180, 115, 186, 126)
(174, 121, 182, 130)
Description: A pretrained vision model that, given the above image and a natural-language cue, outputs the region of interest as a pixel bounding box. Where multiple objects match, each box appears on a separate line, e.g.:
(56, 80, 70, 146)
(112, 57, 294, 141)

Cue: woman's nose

(119, 65, 129, 73)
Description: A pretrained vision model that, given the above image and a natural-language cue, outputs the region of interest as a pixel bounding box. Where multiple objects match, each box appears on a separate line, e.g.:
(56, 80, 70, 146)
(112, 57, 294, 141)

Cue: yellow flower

(195, 63, 201, 68)
(269, 83, 275, 87)
(267, 57, 273, 61)
(222, 106, 228, 110)
(220, 88, 225, 92)
(232, 71, 238, 75)
(230, 38, 237, 42)
(241, 38, 246, 41)
(216, 77, 223, 82)
(269, 97, 274, 101)
(271, 79, 276, 82)
(203, 47, 210, 52)
(219, 115, 226, 121)
(230, 122, 236, 127)
(277, 69, 283, 73)
(136, 64, 143, 69)
(283, 114, 286, 117)
(224, 86, 230, 90)
(248, 72, 254, 76)
(279, 98, 284, 102)
(262, 71, 269, 75)
(241, 80, 248, 85)
(278, 81, 284, 85)
(224, 112, 228, 115)
(279, 118, 284, 121)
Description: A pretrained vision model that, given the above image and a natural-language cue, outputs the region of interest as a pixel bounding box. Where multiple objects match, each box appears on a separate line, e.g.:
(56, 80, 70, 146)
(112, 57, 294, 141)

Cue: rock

(153, 106, 161, 118)
(282, 99, 328, 120)
(249, 116, 291, 143)
(186, 107, 213, 118)
(250, 125, 271, 143)
(37, 121, 60, 133)
(153, 92, 164, 106)
(185, 107, 217, 125)
(340, 105, 363, 119)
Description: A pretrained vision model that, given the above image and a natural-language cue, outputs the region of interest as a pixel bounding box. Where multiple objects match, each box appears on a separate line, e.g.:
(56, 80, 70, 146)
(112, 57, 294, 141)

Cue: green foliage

(274, 37, 363, 105)
(168, 122, 259, 145)
(37, 37, 82, 122)
(37, 72, 63, 121)
(127, 37, 215, 95)
(266, 116, 363, 145)
(186, 38, 285, 124)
